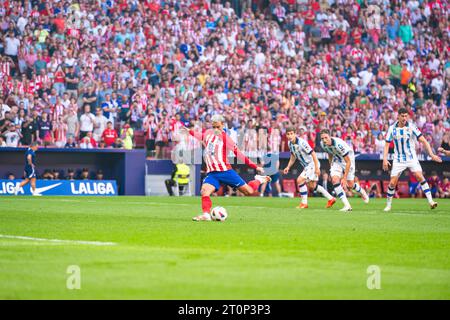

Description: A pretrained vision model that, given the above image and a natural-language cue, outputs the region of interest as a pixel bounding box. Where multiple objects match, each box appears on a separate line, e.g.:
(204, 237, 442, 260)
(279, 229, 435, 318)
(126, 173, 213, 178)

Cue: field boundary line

(0, 234, 117, 246)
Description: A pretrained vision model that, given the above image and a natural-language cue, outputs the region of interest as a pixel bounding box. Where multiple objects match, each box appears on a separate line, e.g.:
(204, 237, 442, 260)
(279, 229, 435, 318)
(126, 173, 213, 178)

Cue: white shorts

(330, 161, 355, 181)
(299, 163, 319, 182)
(391, 159, 422, 177)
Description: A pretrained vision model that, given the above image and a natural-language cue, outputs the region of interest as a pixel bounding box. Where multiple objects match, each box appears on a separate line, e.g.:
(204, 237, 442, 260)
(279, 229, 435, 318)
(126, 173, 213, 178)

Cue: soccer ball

(211, 206, 228, 222)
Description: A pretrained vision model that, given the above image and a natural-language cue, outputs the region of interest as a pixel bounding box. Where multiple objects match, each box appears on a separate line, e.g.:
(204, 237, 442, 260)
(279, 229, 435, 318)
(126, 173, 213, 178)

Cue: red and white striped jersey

(53, 104, 65, 120)
(14, 82, 25, 95)
(0, 61, 11, 78)
(35, 74, 50, 89)
(293, 31, 305, 45)
(54, 122, 67, 143)
(189, 129, 258, 173)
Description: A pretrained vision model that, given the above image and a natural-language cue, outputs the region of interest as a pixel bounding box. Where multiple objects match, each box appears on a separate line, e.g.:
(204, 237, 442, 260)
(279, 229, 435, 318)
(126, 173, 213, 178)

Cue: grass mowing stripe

(0, 234, 117, 246)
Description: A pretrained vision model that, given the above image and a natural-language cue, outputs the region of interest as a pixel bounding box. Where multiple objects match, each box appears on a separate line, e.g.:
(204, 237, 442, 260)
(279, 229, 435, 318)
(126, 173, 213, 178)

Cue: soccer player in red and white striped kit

(180, 115, 271, 221)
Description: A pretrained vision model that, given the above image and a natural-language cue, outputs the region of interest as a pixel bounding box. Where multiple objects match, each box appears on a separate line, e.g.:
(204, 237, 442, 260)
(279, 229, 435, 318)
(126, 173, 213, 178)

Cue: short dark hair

(320, 129, 331, 136)
(285, 127, 296, 134)
(398, 108, 408, 115)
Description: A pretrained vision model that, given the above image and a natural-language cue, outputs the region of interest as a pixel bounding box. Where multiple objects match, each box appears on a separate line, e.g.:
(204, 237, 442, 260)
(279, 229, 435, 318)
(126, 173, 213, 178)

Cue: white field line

(0, 234, 117, 246)
(2, 198, 82, 202)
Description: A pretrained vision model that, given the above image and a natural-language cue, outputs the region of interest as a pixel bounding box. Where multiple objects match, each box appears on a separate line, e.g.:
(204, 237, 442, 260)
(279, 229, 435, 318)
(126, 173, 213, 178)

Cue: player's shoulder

(388, 121, 398, 130)
(288, 137, 298, 145)
(407, 121, 419, 129)
(333, 137, 345, 145)
(297, 137, 308, 144)
(335, 137, 351, 150)
(299, 138, 312, 149)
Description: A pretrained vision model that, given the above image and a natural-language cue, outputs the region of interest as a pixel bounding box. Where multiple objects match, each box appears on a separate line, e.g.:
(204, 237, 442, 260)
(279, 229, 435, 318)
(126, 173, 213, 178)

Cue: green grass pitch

(0, 196, 449, 299)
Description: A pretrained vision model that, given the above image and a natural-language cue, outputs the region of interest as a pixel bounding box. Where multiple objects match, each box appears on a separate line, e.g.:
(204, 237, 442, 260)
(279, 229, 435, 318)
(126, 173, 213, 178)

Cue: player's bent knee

(201, 190, 211, 197)
(201, 187, 214, 197)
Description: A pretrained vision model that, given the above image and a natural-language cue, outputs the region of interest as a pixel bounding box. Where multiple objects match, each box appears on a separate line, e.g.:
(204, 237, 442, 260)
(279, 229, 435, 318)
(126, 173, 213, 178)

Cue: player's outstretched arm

(181, 126, 205, 143)
(419, 136, 442, 163)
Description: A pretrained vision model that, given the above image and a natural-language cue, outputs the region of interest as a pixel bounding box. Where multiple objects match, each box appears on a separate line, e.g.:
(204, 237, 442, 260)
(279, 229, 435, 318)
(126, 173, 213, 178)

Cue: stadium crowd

(0, 0, 449, 159)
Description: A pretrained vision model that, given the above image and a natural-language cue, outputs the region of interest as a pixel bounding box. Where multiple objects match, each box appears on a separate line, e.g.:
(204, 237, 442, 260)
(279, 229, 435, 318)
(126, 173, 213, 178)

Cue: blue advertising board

(0, 180, 118, 196)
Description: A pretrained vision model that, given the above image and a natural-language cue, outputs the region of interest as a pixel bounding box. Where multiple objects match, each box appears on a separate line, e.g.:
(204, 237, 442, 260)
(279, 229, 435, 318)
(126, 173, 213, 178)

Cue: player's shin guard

(201, 196, 212, 214)
(298, 183, 308, 204)
(334, 183, 350, 207)
(315, 185, 333, 200)
(420, 180, 434, 204)
(386, 186, 395, 206)
(247, 180, 261, 194)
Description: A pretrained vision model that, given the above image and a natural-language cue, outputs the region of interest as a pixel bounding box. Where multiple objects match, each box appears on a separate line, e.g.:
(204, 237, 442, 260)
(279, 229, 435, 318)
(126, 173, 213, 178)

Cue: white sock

(386, 186, 395, 207)
(316, 185, 333, 200)
(334, 183, 351, 207)
(298, 183, 308, 204)
(353, 183, 362, 195)
(255, 175, 267, 183)
(420, 181, 434, 204)
(353, 182, 368, 199)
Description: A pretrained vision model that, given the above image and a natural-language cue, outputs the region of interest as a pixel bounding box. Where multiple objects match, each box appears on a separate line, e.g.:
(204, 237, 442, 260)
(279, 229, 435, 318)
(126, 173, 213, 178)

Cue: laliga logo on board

(0, 182, 24, 195)
(70, 182, 116, 195)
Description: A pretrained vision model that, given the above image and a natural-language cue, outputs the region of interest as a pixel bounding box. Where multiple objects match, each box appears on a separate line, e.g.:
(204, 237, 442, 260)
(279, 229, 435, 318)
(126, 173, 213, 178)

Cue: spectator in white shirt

(431, 75, 444, 95)
(254, 47, 266, 67)
(93, 107, 109, 143)
(79, 104, 96, 139)
(3, 124, 21, 147)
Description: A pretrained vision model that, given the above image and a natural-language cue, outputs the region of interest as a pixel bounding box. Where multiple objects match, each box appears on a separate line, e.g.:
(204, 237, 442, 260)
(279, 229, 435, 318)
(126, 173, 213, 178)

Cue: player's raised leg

(238, 174, 271, 196)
